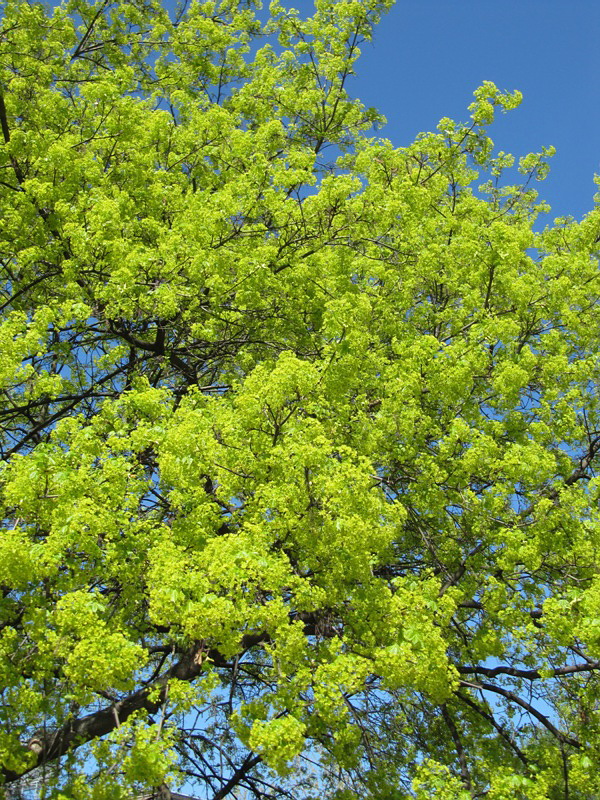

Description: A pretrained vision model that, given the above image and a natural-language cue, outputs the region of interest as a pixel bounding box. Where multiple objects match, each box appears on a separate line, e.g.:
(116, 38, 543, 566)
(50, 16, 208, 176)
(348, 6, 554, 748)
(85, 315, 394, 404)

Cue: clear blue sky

(347, 0, 600, 224)
(141, 0, 600, 223)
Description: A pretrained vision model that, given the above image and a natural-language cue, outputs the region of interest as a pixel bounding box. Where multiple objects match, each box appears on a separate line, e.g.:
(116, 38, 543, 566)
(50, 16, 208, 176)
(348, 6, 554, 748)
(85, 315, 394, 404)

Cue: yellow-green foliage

(0, 0, 599, 797)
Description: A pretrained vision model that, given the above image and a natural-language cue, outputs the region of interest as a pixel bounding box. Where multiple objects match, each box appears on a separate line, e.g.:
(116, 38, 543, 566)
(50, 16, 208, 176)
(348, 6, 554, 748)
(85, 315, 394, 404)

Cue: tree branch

(440, 705, 473, 795)
(458, 660, 600, 681)
(455, 691, 529, 768)
(459, 680, 580, 749)
(1, 634, 269, 786)
(210, 753, 262, 800)
(0, 86, 11, 144)
(1, 611, 337, 787)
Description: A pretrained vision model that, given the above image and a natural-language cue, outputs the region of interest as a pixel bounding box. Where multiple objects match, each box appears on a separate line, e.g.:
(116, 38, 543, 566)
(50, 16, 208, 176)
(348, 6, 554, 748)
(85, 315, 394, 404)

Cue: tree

(1, 0, 600, 796)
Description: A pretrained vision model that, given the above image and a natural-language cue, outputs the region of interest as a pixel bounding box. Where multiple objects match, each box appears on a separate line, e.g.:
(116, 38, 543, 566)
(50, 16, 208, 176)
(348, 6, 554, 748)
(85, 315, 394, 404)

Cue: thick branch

(2, 612, 334, 785)
(455, 691, 529, 768)
(440, 705, 473, 795)
(108, 321, 198, 383)
(0, 86, 11, 144)
(2, 633, 268, 786)
(460, 680, 580, 749)
(211, 753, 262, 800)
(0, 85, 25, 183)
(458, 661, 600, 681)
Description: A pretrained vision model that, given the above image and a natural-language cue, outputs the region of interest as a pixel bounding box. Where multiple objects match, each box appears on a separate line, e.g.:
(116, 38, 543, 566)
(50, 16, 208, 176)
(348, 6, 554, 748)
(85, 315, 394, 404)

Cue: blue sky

(346, 0, 599, 224)
(156, 0, 598, 223)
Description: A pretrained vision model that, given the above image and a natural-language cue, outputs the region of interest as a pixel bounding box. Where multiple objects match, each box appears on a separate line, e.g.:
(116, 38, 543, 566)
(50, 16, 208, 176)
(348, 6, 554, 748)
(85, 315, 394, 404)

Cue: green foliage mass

(0, 0, 600, 797)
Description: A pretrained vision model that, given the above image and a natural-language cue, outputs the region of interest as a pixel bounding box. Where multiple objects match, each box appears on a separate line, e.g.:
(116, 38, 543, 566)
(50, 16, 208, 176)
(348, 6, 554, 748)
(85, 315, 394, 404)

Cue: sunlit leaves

(1, 0, 600, 797)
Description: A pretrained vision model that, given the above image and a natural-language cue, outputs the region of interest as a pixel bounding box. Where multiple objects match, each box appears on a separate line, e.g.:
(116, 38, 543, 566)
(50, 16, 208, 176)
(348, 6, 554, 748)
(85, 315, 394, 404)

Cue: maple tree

(1, 0, 600, 798)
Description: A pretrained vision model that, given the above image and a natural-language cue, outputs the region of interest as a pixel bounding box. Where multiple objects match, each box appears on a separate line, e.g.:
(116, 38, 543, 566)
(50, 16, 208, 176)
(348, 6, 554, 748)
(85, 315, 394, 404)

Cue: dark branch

(440, 705, 473, 795)
(1, 634, 268, 786)
(458, 660, 600, 681)
(455, 691, 529, 768)
(0, 86, 11, 144)
(210, 753, 262, 800)
(459, 680, 580, 749)
(2, 613, 337, 786)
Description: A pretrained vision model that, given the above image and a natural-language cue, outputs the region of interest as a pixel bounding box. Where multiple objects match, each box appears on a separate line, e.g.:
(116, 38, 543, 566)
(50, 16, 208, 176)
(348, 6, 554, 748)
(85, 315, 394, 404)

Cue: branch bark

(459, 680, 580, 749)
(1, 634, 268, 786)
(455, 691, 529, 768)
(458, 660, 600, 681)
(440, 705, 473, 795)
(2, 612, 335, 786)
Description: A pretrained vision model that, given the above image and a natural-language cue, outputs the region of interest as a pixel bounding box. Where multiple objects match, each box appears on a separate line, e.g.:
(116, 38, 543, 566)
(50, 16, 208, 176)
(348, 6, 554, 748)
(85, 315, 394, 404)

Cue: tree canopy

(1, 0, 600, 797)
